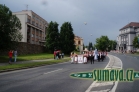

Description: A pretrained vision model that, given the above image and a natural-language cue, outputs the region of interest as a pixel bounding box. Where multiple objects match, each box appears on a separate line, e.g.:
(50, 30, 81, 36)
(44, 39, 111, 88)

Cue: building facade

(117, 22, 139, 52)
(13, 10, 48, 46)
(74, 36, 83, 51)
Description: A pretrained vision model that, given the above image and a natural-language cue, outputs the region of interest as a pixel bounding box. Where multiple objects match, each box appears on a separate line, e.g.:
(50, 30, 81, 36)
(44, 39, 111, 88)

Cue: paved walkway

(0, 58, 69, 66)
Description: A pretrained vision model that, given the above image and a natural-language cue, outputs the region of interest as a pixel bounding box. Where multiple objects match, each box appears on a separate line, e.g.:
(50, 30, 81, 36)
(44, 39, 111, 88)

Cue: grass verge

(0, 53, 70, 63)
(0, 58, 70, 71)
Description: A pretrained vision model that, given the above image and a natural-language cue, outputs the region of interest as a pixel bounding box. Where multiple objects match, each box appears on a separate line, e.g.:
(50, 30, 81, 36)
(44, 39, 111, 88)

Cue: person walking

(8, 50, 13, 64)
(56, 51, 59, 60)
(14, 49, 17, 62)
(62, 52, 64, 58)
(83, 52, 87, 64)
(54, 50, 56, 59)
(90, 51, 94, 64)
(70, 52, 74, 64)
(74, 54, 78, 64)
(93, 49, 98, 61)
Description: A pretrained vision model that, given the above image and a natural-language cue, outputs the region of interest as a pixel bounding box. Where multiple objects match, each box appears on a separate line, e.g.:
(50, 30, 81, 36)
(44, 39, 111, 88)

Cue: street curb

(0, 60, 70, 73)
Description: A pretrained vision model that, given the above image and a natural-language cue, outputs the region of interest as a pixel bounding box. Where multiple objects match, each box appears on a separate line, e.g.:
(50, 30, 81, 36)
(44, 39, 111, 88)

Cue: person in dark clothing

(97, 51, 100, 62)
(89, 51, 94, 64)
(56, 51, 59, 60)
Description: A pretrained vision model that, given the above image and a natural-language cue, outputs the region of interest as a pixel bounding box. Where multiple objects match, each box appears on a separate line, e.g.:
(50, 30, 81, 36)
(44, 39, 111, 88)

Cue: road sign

(70, 72, 93, 78)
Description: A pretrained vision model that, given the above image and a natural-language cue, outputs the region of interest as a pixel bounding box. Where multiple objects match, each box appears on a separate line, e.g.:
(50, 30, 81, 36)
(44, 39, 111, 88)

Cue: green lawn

(134, 52, 139, 55)
(0, 53, 70, 63)
(0, 58, 70, 71)
(0, 53, 54, 63)
(17, 53, 54, 61)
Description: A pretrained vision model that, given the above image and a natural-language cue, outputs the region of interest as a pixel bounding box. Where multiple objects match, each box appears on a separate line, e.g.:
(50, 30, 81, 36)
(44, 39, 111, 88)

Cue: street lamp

(79, 22, 87, 53)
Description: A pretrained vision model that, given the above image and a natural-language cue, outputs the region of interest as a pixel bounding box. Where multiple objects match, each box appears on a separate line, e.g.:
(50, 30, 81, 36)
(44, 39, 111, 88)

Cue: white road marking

(109, 56, 123, 92)
(85, 55, 123, 92)
(92, 82, 114, 87)
(43, 69, 63, 75)
(85, 55, 112, 92)
(91, 89, 110, 92)
(85, 81, 97, 92)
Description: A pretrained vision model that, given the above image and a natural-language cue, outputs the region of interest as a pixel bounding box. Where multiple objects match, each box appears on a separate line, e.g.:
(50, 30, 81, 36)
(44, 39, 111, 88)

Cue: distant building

(116, 22, 139, 52)
(74, 36, 83, 51)
(12, 10, 48, 46)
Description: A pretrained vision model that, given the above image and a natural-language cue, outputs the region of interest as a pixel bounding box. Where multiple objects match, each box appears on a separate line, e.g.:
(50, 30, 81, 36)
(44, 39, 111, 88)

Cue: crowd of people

(70, 49, 107, 64)
(54, 50, 64, 60)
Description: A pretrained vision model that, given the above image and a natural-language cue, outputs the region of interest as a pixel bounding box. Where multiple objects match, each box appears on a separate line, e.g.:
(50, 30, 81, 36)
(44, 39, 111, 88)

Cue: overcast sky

(1, 0, 139, 45)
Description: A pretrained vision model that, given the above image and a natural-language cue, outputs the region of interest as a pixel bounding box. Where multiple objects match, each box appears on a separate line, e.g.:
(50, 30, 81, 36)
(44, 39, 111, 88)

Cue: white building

(117, 22, 139, 52)
(13, 10, 48, 46)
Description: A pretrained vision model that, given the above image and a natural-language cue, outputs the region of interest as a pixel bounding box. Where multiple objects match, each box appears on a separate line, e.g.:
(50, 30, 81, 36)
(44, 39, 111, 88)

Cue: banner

(77, 55, 83, 63)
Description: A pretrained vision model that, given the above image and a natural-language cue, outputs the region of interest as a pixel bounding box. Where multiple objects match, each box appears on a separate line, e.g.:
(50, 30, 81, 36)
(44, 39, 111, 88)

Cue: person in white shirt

(93, 49, 98, 61)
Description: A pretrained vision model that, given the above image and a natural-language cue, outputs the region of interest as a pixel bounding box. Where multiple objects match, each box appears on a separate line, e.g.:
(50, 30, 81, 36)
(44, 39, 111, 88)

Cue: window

(32, 34, 34, 37)
(78, 41, 80, 45)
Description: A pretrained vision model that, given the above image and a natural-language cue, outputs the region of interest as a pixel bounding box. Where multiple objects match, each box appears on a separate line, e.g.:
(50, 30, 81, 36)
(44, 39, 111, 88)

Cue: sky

(1, 0, 139, 45)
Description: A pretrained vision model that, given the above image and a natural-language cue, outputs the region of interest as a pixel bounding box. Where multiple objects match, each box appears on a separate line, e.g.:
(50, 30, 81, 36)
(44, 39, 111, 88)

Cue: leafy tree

(60, 22, 75, 54)
(88, 42, 93, 51)
(0, 4, 22, 50)
(46, 21, 59, 52)
(109, 40, 117, 50)
(95, 36, 110, 51)
(133, 35, 139, 48)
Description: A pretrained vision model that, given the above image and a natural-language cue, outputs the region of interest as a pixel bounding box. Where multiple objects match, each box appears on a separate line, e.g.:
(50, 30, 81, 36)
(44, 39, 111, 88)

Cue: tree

(133, 35, 139, 48)
(46, 21, 59, 52)
(109, 40, 117, 50)
(88, 42, 93, 51)
(95, 36, 110, 51)
(60, 22, 75, 54)
(0, 4, 22, 50)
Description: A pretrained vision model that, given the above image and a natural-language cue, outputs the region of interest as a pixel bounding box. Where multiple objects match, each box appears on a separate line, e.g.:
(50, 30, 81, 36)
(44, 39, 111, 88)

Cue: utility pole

(26, 4, 28, 10)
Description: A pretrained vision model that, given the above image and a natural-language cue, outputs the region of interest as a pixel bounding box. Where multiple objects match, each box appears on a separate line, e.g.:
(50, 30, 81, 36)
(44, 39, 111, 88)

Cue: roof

(74, 35, 83, 40)
(120, 22, 139, 30)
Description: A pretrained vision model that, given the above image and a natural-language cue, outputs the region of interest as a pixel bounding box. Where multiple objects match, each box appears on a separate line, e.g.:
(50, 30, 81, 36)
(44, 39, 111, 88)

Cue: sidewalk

(0, 57, 69, 66)
(109, 51, 139, 56)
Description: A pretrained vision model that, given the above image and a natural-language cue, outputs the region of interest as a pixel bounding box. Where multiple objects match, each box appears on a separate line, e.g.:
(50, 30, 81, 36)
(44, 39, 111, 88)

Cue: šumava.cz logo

(70, 69, 139, 81)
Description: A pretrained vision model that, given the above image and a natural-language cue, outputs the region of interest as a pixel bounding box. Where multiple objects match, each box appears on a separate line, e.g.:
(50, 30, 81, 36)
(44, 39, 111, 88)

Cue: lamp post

(79, 22, 87, 53)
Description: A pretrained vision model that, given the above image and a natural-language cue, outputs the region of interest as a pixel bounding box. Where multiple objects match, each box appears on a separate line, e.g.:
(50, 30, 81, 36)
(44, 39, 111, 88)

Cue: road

(1, 53, 139, 92)
(0, 58, 109, 92)
(109, 52, 139, 92)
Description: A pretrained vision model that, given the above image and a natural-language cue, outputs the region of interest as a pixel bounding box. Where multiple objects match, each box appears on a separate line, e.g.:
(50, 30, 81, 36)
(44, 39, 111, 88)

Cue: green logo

(70, 69, 139, 82)
(134, 72, 139, 78)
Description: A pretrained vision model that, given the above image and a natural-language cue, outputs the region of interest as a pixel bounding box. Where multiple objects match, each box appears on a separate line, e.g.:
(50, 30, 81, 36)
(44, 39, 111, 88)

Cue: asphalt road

(0, 58, 109, 92)
(109, 52, 139, 92)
